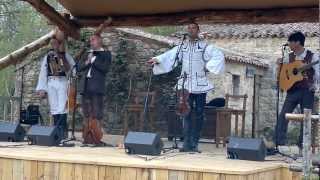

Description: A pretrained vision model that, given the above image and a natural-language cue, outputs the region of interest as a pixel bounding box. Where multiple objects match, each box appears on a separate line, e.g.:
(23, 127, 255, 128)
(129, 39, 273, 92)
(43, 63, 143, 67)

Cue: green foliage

(106, 38, 131, 106)
(0, 0, 57, 96)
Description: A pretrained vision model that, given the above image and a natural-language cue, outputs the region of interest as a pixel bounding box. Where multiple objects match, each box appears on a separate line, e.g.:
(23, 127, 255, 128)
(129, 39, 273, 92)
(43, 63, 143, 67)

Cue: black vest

(46, 50, 67, 77)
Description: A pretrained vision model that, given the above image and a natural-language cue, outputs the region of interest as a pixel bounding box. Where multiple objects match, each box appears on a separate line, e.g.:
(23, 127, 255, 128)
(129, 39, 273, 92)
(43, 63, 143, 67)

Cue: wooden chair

(123, 91, 156, 135)
(225, 94, 248, 137)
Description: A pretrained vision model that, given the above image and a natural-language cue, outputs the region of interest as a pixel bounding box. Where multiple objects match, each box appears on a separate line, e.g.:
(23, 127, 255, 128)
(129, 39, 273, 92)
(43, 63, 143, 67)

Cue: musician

(147, 23, 225, 152)
(36, 36, 75, 138)
(78, 34, 111, 144)
(275, 31, 319, 150)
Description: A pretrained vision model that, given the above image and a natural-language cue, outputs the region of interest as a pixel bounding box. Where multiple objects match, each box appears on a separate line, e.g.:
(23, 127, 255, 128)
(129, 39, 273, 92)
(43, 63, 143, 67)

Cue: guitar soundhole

(293, 68, 298, 75)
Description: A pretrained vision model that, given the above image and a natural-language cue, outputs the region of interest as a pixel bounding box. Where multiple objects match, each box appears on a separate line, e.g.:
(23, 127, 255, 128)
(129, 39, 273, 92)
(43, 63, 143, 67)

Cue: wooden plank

(23, 160, 38, 180)
(37, 161, 45, 180)
(246, 173, 259, 180)
(225, 174, 247, 180)
(98, 165, 106, 180)
(43, 162, 59, 180)
(1, 158, 13, 180)
(59, 163, 75, 180)
(120, 167, 137, 180)
(0, 158, 3, 180)
(292, 172, 302, 180)
(12, 160, 23, 180)
(280, 168, 292, 180)
(74, 164, 83, 180)
(202, 173, 220, 180)
(136, 168, 149, 180)
(82, 164, 99, 180)
(105, 166, 121, 180)
(274, 169, 281, 180)
(75, 7, 318, 27)
(168, 170, 185, 180)
(22, 0, 80, 39)
(185, 171, 202, 180)
(150, 169, 169, 180)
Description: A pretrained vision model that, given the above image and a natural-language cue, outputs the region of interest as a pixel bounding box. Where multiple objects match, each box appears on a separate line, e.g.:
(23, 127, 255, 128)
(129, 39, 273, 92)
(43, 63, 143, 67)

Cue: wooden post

(303, 108, 312, 179)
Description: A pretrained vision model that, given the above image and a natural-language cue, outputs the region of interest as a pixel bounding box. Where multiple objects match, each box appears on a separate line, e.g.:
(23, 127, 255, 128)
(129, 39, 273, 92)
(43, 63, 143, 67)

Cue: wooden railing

(0, 96, 20, 122)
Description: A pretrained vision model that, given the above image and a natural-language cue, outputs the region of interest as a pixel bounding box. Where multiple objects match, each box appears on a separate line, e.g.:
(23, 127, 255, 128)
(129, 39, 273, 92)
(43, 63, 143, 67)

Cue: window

(232, 75, 240, 95)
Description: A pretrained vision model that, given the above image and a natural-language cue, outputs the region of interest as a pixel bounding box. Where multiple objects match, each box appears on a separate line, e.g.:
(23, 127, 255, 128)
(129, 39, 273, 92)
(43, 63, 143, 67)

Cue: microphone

(182, 32, 190, 37)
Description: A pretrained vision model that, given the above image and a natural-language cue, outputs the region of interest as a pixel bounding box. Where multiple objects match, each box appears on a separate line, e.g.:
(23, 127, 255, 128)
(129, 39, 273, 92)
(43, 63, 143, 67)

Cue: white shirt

(36, 52, 75, 92)
(153, 39, 225, 93)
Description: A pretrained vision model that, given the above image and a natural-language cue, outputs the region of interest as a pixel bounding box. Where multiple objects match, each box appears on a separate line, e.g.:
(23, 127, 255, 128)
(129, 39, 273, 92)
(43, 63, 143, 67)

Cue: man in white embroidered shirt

(147, 23, 225, 152)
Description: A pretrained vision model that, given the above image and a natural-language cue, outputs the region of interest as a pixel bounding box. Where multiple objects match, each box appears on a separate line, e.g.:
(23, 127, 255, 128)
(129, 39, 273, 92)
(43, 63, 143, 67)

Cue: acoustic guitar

(278, 60, 319, 91)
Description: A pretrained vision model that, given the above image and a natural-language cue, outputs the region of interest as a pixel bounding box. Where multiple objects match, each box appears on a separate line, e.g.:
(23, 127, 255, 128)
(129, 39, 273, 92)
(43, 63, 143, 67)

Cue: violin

(176, 72, 190, 117)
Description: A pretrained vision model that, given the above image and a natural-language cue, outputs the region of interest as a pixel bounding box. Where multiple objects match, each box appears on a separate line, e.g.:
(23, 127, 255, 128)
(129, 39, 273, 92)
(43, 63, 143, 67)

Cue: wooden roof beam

(22, 0, 80, 39)
(0, 31, 55, 70)
(73, 7, 318, 27)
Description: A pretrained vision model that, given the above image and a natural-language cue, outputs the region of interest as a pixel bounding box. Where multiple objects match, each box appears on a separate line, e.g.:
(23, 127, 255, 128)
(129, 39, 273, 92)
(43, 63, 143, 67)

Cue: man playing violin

(147, 23, 225, 152)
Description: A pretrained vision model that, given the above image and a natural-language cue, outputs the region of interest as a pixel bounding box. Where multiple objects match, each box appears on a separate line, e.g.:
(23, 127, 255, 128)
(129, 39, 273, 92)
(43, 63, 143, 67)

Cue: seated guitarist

(275, 31, 319, 151)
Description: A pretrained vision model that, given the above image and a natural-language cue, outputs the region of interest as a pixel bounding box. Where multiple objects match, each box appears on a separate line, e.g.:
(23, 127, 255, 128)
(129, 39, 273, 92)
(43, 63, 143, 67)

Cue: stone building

(13, 27, 268, 137)
(190, 23, 319, 137)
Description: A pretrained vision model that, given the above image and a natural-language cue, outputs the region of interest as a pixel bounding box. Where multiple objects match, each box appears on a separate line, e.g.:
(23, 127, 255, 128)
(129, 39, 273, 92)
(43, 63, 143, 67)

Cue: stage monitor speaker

(20, 105, 42, 125)
(227, 137, 266, 161)
(124, 131, 163, 156)
(26, 125, 62, 146)
(0, 122, 25, 142)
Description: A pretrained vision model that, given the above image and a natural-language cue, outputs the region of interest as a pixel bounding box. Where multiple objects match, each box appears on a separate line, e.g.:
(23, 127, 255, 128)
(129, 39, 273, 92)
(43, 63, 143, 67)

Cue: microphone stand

(272, 45, 297, 160)
(142, 69, 153, 132)
(163, 34, 187, 152)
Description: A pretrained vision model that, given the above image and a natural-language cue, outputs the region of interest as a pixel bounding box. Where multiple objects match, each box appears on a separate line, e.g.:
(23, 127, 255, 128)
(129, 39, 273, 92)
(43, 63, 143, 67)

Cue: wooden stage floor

(0, 135, 301, 180)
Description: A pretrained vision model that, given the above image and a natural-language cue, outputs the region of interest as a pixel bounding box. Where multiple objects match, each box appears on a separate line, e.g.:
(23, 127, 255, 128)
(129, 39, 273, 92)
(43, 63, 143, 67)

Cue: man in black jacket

(78, 34, 111, 144)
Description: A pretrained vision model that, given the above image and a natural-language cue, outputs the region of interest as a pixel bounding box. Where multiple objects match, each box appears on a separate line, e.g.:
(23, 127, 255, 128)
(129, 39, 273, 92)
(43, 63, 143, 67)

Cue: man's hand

(37, 90, 47, 98)
(276, 58, 283, 64)
(147, 58, 159, 66)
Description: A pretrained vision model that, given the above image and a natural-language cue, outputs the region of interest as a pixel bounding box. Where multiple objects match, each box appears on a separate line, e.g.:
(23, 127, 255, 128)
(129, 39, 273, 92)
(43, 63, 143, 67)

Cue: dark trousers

(53, 113, 68, 138)
(275, 88, 314, 148)
(183, 93, 206, 150)
(82, 94, 104, 120)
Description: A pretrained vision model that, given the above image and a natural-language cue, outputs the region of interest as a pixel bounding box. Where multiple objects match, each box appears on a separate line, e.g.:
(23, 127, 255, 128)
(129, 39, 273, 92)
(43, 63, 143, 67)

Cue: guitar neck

(299, 60, 319, 72)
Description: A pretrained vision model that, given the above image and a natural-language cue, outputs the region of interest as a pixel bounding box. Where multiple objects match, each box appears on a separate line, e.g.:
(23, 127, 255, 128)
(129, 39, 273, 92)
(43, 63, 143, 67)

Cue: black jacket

(78, 50, 111, 95)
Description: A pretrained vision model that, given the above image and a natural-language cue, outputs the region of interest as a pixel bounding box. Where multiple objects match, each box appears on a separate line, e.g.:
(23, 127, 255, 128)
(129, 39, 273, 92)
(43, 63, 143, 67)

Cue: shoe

(179, 147, 192, 152)
(191, 147, 201, 153)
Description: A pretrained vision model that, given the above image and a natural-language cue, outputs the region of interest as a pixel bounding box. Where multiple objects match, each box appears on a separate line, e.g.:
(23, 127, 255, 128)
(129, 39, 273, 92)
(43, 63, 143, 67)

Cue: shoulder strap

(305, 50, 313, 63)
(289, 52, 295, 62)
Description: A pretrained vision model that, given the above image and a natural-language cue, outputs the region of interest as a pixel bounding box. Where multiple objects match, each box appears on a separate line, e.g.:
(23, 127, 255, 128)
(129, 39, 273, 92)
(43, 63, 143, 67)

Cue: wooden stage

(0, 137, 300, 180)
